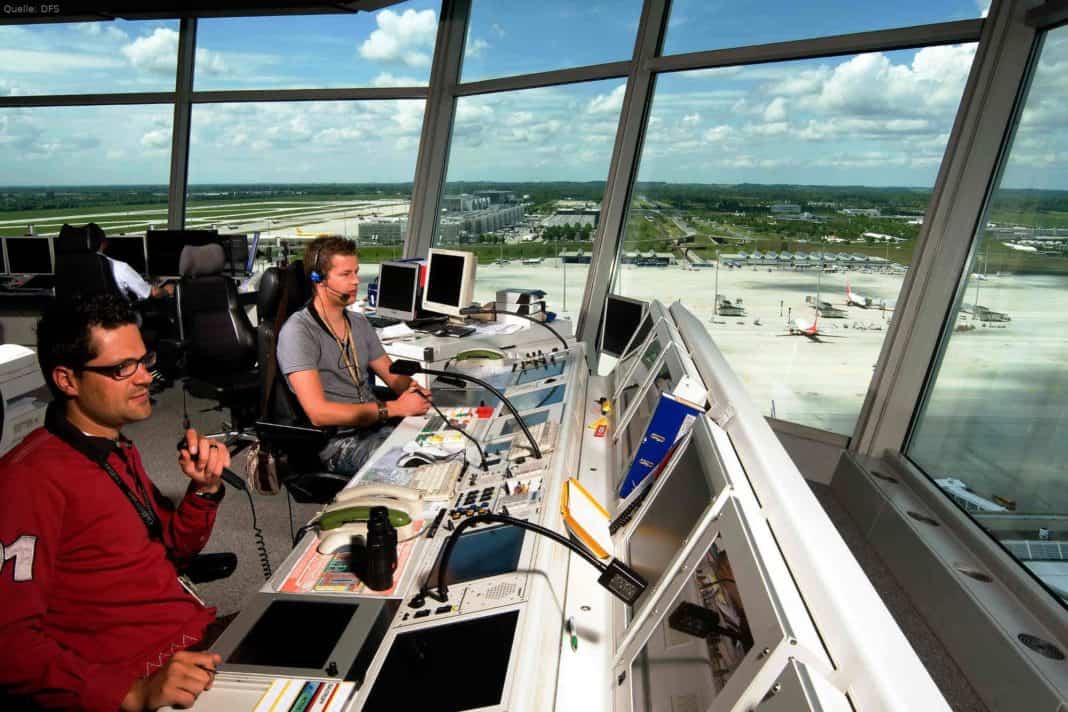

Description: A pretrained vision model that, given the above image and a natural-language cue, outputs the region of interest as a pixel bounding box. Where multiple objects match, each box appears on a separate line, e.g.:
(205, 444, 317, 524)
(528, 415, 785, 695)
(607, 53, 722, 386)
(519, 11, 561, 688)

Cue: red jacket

(0, 405, 221, 711)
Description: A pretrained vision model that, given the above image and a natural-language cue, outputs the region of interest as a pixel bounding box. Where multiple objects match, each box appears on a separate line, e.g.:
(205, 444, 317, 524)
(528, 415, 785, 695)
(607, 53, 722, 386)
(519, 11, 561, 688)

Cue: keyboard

(407, 315, 448, 330)
(436, 324, 476, 338)
(407, 460, 465, 500)
(366, 313, 401, 329)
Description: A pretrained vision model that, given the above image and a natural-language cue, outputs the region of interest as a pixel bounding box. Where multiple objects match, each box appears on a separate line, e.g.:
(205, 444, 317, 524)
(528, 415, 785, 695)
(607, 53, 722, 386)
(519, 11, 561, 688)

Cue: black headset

(308, 242, 325, 284)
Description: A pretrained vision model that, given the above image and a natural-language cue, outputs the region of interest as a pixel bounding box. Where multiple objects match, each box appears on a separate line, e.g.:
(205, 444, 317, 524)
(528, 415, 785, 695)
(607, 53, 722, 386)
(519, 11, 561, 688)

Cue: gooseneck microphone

(413, 513, 647, 606)
(459, 305, 569, 351)
(389, 359, 542, 460)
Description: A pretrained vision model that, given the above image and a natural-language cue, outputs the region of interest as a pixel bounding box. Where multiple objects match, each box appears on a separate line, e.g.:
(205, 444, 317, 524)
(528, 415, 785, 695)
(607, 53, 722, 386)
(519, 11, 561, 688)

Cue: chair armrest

(181, 552, 237, 584)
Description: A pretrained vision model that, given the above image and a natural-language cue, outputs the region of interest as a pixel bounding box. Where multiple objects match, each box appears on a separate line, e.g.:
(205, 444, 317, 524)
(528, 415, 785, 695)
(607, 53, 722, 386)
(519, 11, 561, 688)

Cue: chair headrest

(56, 222, 106, 253)
(179, 243, 225, 277)
(258, 261, 307, 319)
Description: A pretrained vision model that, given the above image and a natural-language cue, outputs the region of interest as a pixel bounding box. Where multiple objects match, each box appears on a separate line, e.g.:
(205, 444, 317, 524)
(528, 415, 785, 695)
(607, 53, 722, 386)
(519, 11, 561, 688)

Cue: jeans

(318, 424, 394, 476)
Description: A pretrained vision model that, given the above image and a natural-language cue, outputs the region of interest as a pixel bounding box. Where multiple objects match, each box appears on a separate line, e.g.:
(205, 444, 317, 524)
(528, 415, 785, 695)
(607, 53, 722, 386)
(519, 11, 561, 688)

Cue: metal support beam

(852, 0, 1041, 456)
(404, 0, 470, 259)
(167, 17, 197, 229)
(576, 0, 671, 367)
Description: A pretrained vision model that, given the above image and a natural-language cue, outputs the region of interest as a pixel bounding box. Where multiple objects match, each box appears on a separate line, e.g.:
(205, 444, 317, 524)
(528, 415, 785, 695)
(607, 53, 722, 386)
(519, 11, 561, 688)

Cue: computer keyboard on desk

(407, 460, 465, 500)
(407, 315, 449, 330)
(366, 313, 401, 329)
(436, 324, 476, 338)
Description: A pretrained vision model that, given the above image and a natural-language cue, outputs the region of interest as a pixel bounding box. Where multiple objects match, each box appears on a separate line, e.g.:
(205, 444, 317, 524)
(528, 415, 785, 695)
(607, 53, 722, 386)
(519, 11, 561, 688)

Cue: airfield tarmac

(424, 259, 1063, 515)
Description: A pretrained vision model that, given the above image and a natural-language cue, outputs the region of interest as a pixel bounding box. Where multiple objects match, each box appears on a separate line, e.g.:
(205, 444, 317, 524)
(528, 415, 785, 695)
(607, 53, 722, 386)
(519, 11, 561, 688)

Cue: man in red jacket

(0, 295, 233, 711)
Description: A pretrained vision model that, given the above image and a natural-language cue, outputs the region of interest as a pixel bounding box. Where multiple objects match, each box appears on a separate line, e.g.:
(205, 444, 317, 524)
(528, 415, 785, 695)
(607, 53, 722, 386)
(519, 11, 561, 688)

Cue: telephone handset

(315, 484, 424, 554)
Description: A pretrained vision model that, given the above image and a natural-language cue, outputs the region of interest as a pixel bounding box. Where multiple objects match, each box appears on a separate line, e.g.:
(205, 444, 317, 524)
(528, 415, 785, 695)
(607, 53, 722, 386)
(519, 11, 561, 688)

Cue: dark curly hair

(36, 294, 139, 400)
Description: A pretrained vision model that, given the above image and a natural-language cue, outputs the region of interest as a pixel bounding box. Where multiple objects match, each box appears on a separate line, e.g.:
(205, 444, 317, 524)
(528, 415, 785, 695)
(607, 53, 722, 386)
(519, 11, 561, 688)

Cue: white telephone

(315, 484, 423, 554)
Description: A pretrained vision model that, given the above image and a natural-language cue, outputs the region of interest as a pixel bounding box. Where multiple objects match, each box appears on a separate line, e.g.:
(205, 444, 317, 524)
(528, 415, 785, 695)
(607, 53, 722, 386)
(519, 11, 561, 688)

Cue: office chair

(175, 244, 259, 432)
(53, 224, 123, 301)
(252, 261, 349, 503)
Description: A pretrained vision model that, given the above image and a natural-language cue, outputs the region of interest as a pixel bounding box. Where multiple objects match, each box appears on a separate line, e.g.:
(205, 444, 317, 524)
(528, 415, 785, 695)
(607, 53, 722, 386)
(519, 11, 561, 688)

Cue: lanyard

(100, 449, 163, 542)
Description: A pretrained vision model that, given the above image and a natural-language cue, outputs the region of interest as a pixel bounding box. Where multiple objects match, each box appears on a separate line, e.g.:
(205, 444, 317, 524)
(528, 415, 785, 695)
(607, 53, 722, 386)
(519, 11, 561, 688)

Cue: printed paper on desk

(379, 322, 415, 341)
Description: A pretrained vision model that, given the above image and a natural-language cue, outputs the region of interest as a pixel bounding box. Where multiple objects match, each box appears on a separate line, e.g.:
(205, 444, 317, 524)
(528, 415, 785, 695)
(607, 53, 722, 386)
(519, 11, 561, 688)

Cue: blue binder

(618, 392, 703, 498)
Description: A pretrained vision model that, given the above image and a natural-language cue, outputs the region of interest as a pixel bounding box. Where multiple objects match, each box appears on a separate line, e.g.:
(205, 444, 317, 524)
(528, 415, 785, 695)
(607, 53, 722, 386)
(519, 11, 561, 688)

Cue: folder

(561, 478, 613, 560)
(618, 390, 704, 499)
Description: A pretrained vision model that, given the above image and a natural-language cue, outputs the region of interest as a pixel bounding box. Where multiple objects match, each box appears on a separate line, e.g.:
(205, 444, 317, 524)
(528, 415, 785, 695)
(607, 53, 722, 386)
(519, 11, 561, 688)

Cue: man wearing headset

(276, 235, 431, 475)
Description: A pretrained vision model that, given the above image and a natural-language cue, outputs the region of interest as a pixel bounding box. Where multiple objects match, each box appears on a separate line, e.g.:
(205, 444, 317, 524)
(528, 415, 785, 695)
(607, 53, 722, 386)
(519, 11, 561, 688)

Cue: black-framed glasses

(80, 351, 157, 380)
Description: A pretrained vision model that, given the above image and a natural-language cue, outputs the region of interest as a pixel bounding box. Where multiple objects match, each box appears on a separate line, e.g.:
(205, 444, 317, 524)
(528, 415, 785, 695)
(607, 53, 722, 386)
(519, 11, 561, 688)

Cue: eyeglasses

(80, 351, 157, 380)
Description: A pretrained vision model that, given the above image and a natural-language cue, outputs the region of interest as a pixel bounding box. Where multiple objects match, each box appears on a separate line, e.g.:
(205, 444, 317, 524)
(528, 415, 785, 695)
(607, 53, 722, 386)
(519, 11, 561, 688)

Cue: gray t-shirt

(277, 306, 386, 404)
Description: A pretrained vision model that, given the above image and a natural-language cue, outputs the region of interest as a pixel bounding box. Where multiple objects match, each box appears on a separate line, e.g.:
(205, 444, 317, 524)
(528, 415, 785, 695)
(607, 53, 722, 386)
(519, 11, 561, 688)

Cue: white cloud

(195, 47, 229, 76)
(587, 84, 626, 115)
(763, 97, 787, 122)
(0, 48, 121, 74)
(490, 23, 506, 39)
(505, 111, 535, 127)
(681, 113, 701, 126)
(121, 28, 178, 75)
(140, 128, 171, 150)
(358, 8, 437, 68)
(703, 125, 731, 142)
(977, 0, 991, 18)
(75, 23, 129, 43)
(372, 72, 422, 87)
(314, 127, 363, 145)
(466, 38, 489, 58)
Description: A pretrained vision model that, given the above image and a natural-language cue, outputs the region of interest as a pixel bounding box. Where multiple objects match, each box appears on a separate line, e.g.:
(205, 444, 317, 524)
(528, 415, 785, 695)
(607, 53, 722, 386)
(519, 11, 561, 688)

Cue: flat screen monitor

(507, 384, 566, 412)
(422, 248, 476, 318)
(363, 611, 519, 712)
(601, 294, 647, 358)
(376, 261, 421, 321)
(146, 229, 219, 277)
(105, 236, 147, 275)
(428, 524, 525, 585)
(622, 311, 654, 360)
(221, 234, 249, 274)
(5, 238, 53, 274)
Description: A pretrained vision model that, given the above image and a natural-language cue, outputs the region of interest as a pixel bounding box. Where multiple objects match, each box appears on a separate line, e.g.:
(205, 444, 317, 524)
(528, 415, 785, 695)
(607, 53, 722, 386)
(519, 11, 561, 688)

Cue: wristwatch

(194, 485, 225, 502)
(377, 400, 390, 423)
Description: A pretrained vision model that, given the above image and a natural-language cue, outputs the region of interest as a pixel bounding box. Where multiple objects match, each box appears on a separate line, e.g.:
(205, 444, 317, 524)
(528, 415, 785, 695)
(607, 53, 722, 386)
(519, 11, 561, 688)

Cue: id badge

(178, 575, 207, 607)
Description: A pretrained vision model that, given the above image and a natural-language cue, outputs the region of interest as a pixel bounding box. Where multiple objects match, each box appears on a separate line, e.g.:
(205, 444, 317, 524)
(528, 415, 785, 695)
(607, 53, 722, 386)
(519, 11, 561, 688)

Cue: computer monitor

(220, 234, 249, 275)
(104, 236, 147, 275)
(146, 229, 219, 277)
(4, 238, 53, 275)
(422, 248, 477, 318)
(601, 294, 647, 358)
(375, 261, 421, 321)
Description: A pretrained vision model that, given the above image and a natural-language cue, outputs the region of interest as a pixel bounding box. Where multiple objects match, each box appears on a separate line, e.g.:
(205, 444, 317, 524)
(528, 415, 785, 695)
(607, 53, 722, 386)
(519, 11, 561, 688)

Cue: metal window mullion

(404, 0, 470, 259)
(648, 18, 983, 75)
(454, 61, 631, 97)
(190, 87, 429, 103)
(0, 92, 174, 108)
(576, 0, 670, 362)
(168, 17, 196, 230)
(851, 0, 1040, 457)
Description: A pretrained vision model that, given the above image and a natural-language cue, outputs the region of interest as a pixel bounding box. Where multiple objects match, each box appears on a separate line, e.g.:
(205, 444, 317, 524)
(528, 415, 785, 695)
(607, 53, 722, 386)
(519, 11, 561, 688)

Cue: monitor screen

(376, 261, 421, 321)
(228, 600, 358, 669)
(428, 524, 525, 585)
(602, 295, 647, 358)
(426, 252, 464, 306)
(5, 238, 53, 274)
(221, 234, 249, 274)
(363, 611, 519, 712)
(146, 229, 219, 277)
(507, 384, 566, 412)
(105, 237, 147, 275)
(423, 249, 475, 317)
(626, 442, 714, 613)
(499, 408, 550, 436)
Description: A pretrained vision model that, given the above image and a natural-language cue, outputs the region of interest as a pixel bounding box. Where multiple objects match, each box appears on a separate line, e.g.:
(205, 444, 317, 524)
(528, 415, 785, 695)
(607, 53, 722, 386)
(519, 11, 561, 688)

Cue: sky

(3, 0, 1058, 191)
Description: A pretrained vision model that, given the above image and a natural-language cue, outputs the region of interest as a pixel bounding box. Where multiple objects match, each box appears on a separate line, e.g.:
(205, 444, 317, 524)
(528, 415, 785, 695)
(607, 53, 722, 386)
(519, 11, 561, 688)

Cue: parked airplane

(781, 312, 843, 342)
(846, 282, 873, 308)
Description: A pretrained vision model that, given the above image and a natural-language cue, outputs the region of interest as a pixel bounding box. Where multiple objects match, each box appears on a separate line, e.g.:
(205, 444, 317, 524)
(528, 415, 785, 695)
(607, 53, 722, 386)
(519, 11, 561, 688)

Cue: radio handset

(315, 484, 423, 554)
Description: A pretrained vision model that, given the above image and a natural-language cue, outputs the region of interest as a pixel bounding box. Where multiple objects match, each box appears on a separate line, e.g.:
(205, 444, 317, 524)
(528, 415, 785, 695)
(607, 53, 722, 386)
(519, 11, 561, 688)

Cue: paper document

(379, 322, 415, 340)
(254, 679, 355, 712)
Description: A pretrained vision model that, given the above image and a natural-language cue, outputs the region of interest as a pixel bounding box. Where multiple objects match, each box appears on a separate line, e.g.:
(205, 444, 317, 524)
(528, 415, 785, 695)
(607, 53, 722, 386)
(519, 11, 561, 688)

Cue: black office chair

(253, 261, 348, 503)
(53, 223, 124, 301)
(175, 244, 259, 432)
